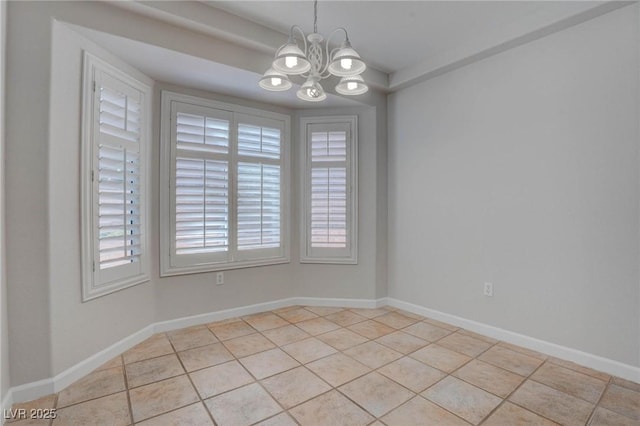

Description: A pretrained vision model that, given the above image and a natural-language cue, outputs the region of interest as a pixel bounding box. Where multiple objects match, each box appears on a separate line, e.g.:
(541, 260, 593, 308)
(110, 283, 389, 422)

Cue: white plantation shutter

(82, 53, 150, 301)
(161, 94, 289, 274)
(301, 117, 357, 263)
(310, 131, 348, 248)
(236, 119, 283, 258)
(170, 106, 231, 266)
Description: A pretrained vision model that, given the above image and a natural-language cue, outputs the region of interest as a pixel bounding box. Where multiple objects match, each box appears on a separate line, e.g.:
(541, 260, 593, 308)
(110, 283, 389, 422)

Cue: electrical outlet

(216, 272, 224, 286)
(483, 282, 493, 297)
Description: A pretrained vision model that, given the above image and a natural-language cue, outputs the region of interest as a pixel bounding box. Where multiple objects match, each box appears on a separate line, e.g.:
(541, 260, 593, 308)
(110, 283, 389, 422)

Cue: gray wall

(0, 0, 9, 402)
(388, 5, 640, 367)
(293, 104, 387, 301)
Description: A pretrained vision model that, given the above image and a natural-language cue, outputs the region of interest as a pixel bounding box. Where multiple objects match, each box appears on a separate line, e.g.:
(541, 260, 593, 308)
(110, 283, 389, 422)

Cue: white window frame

(160, 91, 290, 276)
(300, 116, 358, 264)
(80, 52, 151, 301)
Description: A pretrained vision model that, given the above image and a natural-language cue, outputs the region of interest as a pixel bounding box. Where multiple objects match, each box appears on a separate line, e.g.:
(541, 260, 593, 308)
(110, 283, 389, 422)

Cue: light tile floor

(7, 306, 640, 425)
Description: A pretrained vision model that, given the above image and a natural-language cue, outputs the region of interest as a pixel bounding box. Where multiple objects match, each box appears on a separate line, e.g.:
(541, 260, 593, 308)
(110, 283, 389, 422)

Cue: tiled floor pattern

(8, 306, 640, 425)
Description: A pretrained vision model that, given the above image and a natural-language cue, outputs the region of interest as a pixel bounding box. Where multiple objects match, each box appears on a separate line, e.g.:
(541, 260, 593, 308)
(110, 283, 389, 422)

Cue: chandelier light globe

(259, 68, 293, 91)
(272, 42, 311, 75)
(297, 78, 327, 102)
(335, 75, 368, 96)
(328, 40, 366, 77)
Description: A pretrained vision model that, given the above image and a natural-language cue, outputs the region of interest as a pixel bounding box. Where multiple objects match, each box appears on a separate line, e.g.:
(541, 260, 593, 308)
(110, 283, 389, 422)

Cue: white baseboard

(5, 295, 637, 408)
(5, 296, 381, 405)
(387, 297, 640, 383)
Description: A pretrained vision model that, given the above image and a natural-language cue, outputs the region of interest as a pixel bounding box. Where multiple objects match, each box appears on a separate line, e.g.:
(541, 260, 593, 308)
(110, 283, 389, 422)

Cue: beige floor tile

(339, 371, 415, 417)
(423, 317, 459, 331)
(304, 306, 344, 316)
(189, 360, 254, 399)
(315, 328, 368, 351)
(392, 309, 426, 321)
(589, 406, 638, 426)
(403, 321, 453, 342)
(94, 356, 123, 372)
(222, 333, 275, 358)
(509, 380, 594, 426)
(482, 402, 558, 426)
(209, 320, 256, 341)
(306, 353, 371, 387)
(244, 313, 289, 331)
(8, 420, 50, 426)
(547, 356, 610, 382)
(410, 344, 471, 373)
(422, 376, 502, 425)
(348, 320, 396, 339)
(437, 332, 493, 357)
(497, 342, 548, 361)
(261, 324, 311, 346)
(344, 341, 402, 369)
(204, 383, 281, 426)
(136, 402, 214, 426)
(381, 396, 471, 426)
(167, 326, 218, 352)
(178, 342, 234, 372)
(261, 366, 331, 408)
(206, 317, 242, 327)
(239, 348, 300, 379)
(376, 331, 429, 354)
(277, 308, 318, 323)
(255, 412, 298, 426)
(374, 312, 419, 329)
(478, 345, 543, 376)
(271, 305, 301, 314)
(281, 337, 337, 364)
(57, 366, 126, 408)
(9, 394, 56, 416)
(612, 376, 640, 393)
(347, 308, 389, 318)
(531, 362, 607, 403)
(125, 353, 185, 388)
(295, 317, 341, 335)
(129, 375, 199, 423)
(289, 390, 374, 426)
(457, 329, 499, 344)
(325, 310, 368, 327)
(453, 359, 525, 398)
(378, 356, 446, 392)
(52, 392, 130, 426)
(122, 334, 174, 364)
(598, 383, 640, 421)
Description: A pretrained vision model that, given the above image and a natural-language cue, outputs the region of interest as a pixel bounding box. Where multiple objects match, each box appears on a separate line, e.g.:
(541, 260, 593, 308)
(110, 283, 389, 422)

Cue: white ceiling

(207, 1, 607, 74)
(78, 0, 621, 107)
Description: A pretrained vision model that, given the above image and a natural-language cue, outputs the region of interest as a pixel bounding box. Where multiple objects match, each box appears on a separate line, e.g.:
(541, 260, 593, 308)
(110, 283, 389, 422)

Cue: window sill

(160, 256, 290, 277)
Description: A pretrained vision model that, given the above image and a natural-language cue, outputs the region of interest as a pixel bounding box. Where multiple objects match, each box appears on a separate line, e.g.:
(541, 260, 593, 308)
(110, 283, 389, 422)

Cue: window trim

(80, 52, 151, 301)
(300, 115, 358, 264)
(160, 91, 291, 277)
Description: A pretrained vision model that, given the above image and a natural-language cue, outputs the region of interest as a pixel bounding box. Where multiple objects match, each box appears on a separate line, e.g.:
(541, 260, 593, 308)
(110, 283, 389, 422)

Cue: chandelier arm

(290, 25, 308, 55)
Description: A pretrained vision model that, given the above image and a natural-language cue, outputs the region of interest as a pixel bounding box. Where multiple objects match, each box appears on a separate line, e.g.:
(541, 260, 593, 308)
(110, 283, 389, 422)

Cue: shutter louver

(310, 131, 348, 248)
(97, 85, 142, 270)
(174, 112, 230, 256)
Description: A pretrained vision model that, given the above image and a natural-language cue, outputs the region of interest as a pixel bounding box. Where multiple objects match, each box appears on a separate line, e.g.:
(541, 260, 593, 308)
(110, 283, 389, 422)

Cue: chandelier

(259, 0, 368, 102)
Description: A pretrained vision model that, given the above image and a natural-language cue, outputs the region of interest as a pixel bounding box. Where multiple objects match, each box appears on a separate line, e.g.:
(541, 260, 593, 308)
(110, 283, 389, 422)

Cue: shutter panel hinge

(92, 261, 95, 272)
(91, 170, 95, 182)
(92, 81, 96, 92)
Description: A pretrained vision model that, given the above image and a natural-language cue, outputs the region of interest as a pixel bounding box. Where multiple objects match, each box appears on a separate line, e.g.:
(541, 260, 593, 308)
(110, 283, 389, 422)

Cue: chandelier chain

(313, 0, 318, 33)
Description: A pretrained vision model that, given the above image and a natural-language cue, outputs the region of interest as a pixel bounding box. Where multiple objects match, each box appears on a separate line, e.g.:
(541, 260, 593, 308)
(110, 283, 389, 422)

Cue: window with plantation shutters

(300, 116, 358, 264)
(81, 53, 150, 301)
(160, 92, 290, 275)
